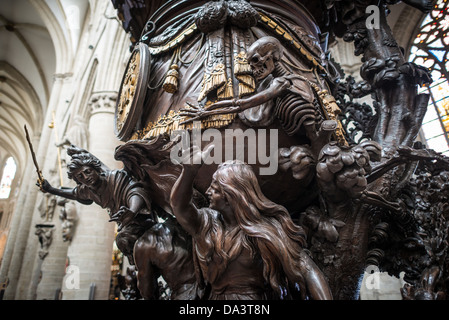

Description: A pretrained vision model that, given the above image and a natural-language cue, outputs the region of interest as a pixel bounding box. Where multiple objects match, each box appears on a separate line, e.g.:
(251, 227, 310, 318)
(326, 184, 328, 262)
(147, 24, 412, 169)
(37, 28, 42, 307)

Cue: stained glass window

(0, 157, 17, 199)
(409, 0, 449, 155)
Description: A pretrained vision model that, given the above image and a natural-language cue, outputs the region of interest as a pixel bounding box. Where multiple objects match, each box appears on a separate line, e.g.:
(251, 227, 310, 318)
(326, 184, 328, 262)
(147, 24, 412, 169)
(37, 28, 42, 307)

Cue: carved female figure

(170, 154, 332, 300)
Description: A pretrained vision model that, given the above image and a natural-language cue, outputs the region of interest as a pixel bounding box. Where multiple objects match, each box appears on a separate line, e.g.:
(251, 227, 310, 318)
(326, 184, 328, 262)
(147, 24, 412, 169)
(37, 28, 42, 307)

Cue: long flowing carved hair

(211, 160, 307, 298)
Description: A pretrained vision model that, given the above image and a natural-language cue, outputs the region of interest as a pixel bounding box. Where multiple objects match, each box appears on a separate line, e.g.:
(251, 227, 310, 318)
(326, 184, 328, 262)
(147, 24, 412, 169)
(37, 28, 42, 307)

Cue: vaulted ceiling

(0, 0, 89, 175)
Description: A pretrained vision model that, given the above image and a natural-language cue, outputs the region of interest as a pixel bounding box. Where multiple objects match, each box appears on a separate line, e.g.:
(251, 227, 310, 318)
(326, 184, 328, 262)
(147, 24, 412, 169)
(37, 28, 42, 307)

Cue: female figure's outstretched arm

(170, 165, 202, 237)
(170, 145, 213, 237)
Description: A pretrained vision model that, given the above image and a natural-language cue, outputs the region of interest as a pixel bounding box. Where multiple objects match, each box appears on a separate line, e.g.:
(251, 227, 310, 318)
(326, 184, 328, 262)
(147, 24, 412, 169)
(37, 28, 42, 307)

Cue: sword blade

(24, 125, 44, 183)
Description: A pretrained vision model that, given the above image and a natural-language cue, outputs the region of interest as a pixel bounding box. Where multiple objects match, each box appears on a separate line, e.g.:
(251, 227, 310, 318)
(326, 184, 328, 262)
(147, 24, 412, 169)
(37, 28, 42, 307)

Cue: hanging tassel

(234, 51, 252, 75)
(234, 52, 255, 98)
(217, 78, 234, 100)
(198, 63, 227, 102)
(237, 74, 255, 97)
(163, 64, 180, 94)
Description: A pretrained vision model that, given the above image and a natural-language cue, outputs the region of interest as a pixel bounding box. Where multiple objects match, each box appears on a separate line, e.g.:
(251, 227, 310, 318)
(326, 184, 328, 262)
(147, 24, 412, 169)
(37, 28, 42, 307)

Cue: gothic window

(0, 157, 17, 199)
(409, 0, 449, 154)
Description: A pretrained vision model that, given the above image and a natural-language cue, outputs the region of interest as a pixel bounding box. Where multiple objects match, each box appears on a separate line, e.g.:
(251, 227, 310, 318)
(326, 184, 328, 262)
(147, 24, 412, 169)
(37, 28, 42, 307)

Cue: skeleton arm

(238, 77, 291, 109)
(180, 77, 290, 124)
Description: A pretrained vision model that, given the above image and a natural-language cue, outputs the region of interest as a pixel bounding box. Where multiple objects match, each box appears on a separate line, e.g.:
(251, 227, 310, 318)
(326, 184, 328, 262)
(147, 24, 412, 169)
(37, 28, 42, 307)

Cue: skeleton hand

(179, 102, 207, 124)
(180, 100, 241, 125)
(205, 99, 241, 111)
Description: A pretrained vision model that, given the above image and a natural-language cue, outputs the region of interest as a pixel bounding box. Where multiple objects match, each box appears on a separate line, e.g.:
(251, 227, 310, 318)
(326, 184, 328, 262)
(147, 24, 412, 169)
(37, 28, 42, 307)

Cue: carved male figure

(170, 149, 333, 300)
(39, 146, 204, 299)
(38, 146, 153, 263)
(133, 215, 205, 300)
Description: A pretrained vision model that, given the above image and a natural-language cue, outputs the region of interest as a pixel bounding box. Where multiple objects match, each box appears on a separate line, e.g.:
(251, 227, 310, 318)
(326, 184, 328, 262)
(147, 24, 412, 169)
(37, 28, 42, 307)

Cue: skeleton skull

(247, 36, 283, 81)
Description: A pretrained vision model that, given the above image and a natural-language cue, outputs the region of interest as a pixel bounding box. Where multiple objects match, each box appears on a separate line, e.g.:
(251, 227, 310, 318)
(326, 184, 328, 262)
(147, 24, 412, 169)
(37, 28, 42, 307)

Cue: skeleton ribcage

(274, 93, 317, 136)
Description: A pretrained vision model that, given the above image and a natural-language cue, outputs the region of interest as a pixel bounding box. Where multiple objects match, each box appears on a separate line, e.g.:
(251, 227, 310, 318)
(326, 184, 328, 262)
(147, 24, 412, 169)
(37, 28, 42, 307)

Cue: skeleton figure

(181, 36, 335, 157)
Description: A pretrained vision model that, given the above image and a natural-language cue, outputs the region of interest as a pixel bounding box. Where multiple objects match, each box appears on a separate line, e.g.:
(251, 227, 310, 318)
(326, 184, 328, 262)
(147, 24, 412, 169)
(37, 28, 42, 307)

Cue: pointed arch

(0, 157, 17, 200)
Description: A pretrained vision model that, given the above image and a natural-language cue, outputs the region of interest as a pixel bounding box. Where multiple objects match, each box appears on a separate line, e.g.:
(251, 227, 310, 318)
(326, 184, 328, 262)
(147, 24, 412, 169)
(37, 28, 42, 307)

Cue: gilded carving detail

(116, 51, 140, 132)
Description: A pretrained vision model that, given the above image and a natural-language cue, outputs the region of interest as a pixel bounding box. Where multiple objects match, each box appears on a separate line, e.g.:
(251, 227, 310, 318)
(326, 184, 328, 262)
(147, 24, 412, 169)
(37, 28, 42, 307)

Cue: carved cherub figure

(170, 146, 333, 300)
(181, 36, 336, 157)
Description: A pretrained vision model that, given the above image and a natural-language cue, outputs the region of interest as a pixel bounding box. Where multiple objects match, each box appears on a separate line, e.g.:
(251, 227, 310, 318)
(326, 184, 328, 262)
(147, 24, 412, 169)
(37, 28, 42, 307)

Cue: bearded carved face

(247, 36, 283, 81)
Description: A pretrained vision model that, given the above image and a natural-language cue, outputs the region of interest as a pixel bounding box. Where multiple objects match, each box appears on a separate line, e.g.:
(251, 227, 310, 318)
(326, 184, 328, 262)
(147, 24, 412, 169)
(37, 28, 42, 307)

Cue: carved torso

(193, 208, 267, 299)
(73, 169, 151, 215)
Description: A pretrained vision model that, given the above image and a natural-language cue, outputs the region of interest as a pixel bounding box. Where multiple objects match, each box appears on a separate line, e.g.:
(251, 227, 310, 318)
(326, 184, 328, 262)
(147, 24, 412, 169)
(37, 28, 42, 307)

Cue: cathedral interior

(0, 0, 448, 301)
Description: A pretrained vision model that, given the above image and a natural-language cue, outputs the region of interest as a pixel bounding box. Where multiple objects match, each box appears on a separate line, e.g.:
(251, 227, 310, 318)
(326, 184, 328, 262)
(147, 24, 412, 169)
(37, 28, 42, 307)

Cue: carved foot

(358, 190, 402, 212)
(321, 119, 338, 132)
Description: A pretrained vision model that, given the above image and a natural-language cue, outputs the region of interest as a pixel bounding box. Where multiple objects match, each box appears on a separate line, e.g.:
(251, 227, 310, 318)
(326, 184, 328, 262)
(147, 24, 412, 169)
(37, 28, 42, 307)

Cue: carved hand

(179, 100, 242, 125)
(37, 179, 51, 193)
(109, 206, 136, 231)
(172, 144, 214, 173)
(179, 103, 205, 123)
(66, 145, 89, 156)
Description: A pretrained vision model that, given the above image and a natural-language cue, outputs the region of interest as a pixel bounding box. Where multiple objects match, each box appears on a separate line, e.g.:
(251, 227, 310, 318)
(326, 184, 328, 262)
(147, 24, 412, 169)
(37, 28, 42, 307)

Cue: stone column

(61, 92, 120, 300)
(0, 74, 66, 299)
(0, 148, 37, 299)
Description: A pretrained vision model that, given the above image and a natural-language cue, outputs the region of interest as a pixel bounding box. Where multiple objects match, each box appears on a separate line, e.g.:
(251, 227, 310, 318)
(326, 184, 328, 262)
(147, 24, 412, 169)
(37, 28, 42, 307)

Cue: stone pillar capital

(89, 91, 118, 116)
